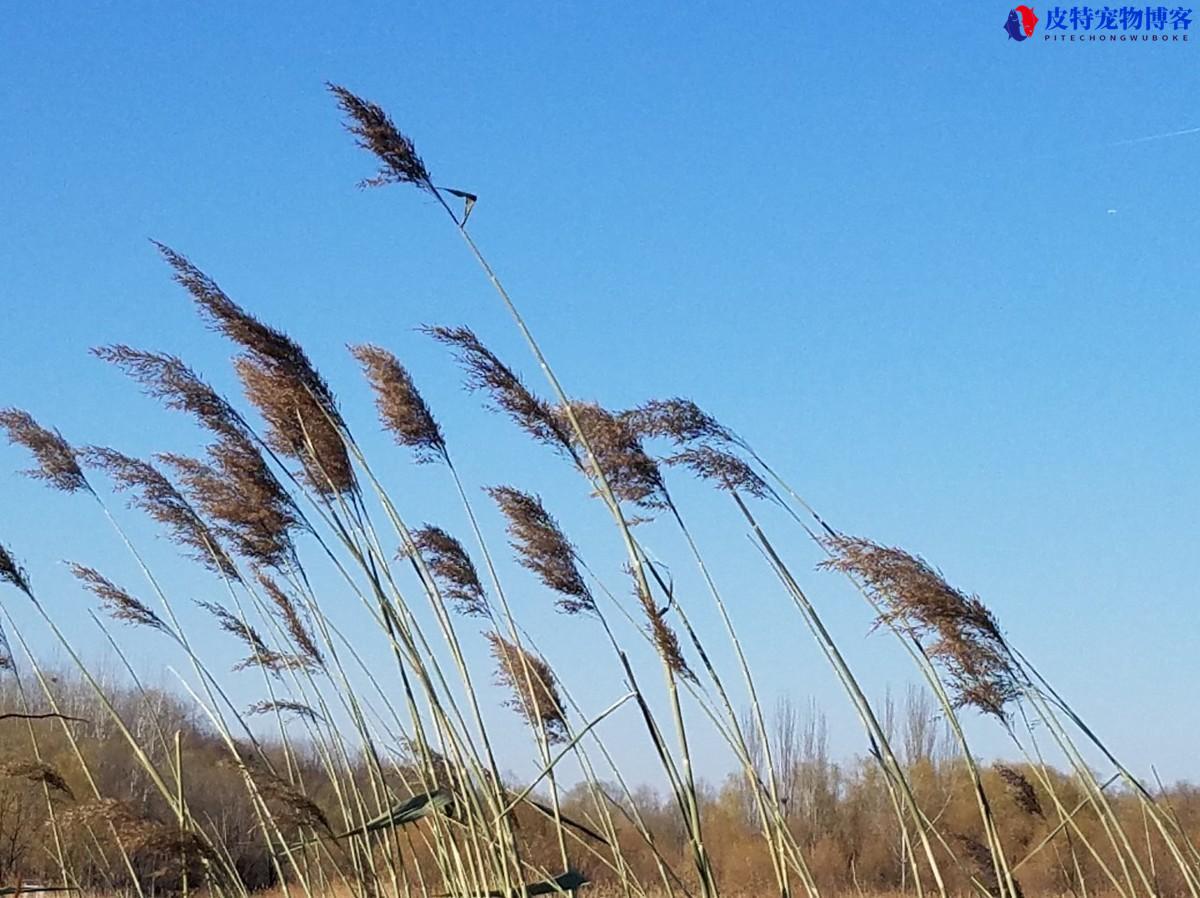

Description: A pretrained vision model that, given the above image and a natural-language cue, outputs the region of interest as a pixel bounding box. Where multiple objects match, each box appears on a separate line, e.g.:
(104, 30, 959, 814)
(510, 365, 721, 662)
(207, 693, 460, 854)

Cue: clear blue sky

(0, 5, 1197, 786)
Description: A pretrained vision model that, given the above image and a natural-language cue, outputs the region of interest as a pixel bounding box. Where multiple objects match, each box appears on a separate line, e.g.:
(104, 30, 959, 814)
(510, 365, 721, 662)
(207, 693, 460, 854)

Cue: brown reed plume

(247, 699, 323, 722)
(412, 525, 490, 618)
(487, 487, 594, 615)
(153, 243, 339, 418)
(84, 447, 239, 579)
(234, 354, 355, 496)
(954, 832, 1023, 898)
(328, 83, 433, 191)
(486, 632, 568, 744)
(63, 798, 216, 874)
(93, 346, 308, 556)
(161, 438, 300, 571)
(0, 759, 75, 799)
(623, 397, 736, 448)
(251, 768, 331, 832)
(0, 624, 12, 671)
(821, 535, 1020, 719)
(68, 563, 168, 634)
(0, 542, 30, 596)
(153, 242, 355, 495)
(629, 573, 695, 683)
(556, 401, 667, 509)
(138, 829, 219, 880)
(63, 797, 155, 842)
(423, 325, 575, 455)
(257, 572, 323, 668)
(92, 346, 244, 440)
(197, 600, 292, 674)
(350, 343, 446, 462)
(0, 409, 88, 493)
(994, 764, 1043, 818)
(664, 445, 773, 500)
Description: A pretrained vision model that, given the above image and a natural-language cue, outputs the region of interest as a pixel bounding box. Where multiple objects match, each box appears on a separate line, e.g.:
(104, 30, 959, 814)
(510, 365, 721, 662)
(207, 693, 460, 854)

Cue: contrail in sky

(1109, 125, 1200, 147)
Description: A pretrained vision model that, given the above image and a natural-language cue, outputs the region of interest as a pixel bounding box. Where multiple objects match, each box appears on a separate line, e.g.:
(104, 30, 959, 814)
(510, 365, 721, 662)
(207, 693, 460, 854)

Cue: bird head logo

(1004, 5, 1040, 40)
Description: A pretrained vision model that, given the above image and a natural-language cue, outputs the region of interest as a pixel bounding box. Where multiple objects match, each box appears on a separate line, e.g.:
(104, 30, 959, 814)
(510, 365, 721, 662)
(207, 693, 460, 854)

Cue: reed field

(0, 85, 1194, 898)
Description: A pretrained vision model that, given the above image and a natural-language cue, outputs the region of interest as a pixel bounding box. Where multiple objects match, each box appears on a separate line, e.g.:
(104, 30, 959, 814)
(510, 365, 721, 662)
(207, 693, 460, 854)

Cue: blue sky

(1, 4, 1197, 786)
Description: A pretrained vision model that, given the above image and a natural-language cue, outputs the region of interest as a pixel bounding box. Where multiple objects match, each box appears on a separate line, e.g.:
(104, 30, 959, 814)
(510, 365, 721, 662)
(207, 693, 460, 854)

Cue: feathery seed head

(257, 572, 323, 668)
(0, 760, 74, 799)
(69, 563, 168, 634)
(154, 243, 354, 496)
(665, 445, 773, 500)
(557, 401, 667, 510)
(412, 525, 489, 618)
(197, 599, 294, 674)
(0, 543, 30, 596)
(328, 83, 433, 191)
(234, 354, 355, 496)
(0, 408, 87, 493)
(423, 325, 574, 454)
(488, 486, 595, 615)
(995, 764, 1043, 817)
(487, 632, 568, 744)
(161, 437, 300, 571)
(253, 769, 331, 832)
(92, 346, 244, 439)
(248, 700, 323, 722)
(84, 447, 239, 579)
(623, 398, 735, 447)
(351, 343, 445, 462)
(821, 535, 1019, 720)
(635, 583, 695, 683)
(953, 833, 1023, 898)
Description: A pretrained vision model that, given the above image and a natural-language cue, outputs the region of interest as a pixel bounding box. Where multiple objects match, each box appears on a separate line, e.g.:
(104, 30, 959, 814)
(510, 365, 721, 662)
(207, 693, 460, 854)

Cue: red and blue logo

(1004, 5, 1041, 38)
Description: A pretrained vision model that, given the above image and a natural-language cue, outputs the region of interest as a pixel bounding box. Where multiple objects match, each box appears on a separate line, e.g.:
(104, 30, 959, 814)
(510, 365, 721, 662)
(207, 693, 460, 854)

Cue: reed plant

(0, 83, 1192, 898)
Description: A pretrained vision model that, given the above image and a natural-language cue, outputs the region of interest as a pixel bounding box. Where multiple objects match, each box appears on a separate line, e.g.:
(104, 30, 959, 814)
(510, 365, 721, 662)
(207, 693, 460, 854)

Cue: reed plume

(328, 83, 433, 191)
(486, 632, 568, 744)
(0, 759, 75, 799)
(154, 242, 355, 495)
(257, 572, 323, 668)
(487, 487, 594, 615)
(252, 769, 331, 832)
(92, 345, 244, 439)
(69, 563, 168, 634)
(0, 543, 30, 596)
(234, 354, 355, 496)
(248, 700, 323, 722)
(821, 535, 1019, 719)
(197, 600, 291, 674)
(84, 447, 239, 579)
(994, 764, 1043, 818)
(63, 799, 215, 874)
(623, 397, 735, 447)
(423, 325, 574, 455)
(63, 797, 155, 842)
(954, 832, 1023, 898)
(94, 346, 307, 559)
(161, 437, 299, 571)
(350, 343, 446, 462)
(664, 445, 772, 500)
(153, 243, 339, 418)
(631, 575, 695, 683)
(556, 401, 666, 509)
(412, 525, 490, 618)
(0, 409, 87, 493)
